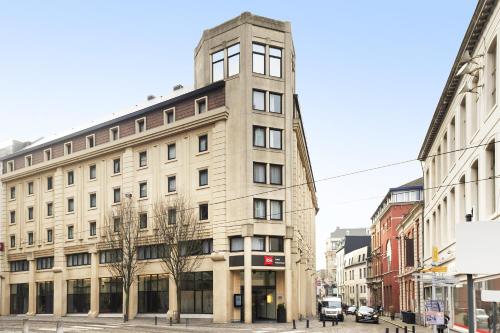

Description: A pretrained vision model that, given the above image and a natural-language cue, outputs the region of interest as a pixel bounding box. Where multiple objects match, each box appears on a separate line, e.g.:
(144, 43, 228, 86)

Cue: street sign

(422, 266, 448, 273)
(432, 246, 439, 264)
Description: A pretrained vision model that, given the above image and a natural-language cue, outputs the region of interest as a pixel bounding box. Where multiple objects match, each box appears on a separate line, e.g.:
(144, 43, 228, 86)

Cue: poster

(424, 300, 444, 325)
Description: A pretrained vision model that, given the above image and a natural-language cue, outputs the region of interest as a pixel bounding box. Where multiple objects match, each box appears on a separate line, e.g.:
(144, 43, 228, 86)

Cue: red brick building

(367, 178, 423, 315)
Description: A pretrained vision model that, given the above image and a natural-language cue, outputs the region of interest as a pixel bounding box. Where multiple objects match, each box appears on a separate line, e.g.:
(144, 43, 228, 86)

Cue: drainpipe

(419, 160, 426, 324)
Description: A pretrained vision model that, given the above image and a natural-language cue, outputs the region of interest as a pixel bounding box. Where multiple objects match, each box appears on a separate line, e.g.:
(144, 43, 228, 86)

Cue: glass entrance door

(253, 286, 276, 320)
(37, 281, 54, 314)
(10, 283, 29, 314)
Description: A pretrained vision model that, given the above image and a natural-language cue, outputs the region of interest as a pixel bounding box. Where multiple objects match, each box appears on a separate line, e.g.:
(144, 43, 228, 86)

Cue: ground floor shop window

(474, 277, 500, 331)
(180, 271, 213, 314)
(67, 279, 91, 313)
(138, 274, 168, 313)
(100, 278, 123, 313)
(37, 281, 53, 314)
(10, 283, 28, 314)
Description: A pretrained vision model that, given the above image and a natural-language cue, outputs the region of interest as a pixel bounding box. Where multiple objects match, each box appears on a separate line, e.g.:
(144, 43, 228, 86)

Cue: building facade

(367, 179, 423, 314)
(418, 0, 500, 330)
(0, 12, 318, 323)
(343, 246, 369, 307)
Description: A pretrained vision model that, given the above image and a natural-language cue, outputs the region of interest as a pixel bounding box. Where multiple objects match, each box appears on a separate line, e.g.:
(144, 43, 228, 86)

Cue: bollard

(22, 319, 29, 333)
(404, 326, 407, 333)
(56, 321, 63, 333)
(335, 315, 338, 325)
(386, 328, 389, 333)
(322, 318, 325, 327)
(412, 326, 415, 333)
(155, 316, 158, 326)
(396, 328, 399, 333)
(292, 319, 296, 329)
(306, 319, 309, 328)
(332, 318, 334, 326)
(170, 317, 172, 326)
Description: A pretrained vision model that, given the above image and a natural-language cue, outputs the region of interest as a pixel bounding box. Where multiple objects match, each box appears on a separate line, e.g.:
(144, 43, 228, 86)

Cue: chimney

(147, 95, 155, 101)
(173, 84, 184, 91)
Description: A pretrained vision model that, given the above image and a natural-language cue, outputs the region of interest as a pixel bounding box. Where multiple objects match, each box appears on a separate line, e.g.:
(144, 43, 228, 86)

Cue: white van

(319, 296, 344, 321)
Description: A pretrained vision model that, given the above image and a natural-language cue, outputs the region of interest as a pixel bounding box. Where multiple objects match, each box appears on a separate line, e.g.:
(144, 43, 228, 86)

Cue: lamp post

(465, 213, 474, 333)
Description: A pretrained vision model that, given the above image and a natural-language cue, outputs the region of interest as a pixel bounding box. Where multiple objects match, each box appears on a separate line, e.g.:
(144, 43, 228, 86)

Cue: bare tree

(155, 196, 206, 323)
(99, 197, 143, 322)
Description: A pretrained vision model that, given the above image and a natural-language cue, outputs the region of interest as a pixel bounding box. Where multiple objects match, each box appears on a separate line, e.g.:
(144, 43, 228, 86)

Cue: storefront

(37, 281, 54, 314)
(10, 283, 28, 315)
(99, 278, 123, 313)
(67, 279, 91, 313)
(137, 274, 168, 313)
(180, 271, 213, 314)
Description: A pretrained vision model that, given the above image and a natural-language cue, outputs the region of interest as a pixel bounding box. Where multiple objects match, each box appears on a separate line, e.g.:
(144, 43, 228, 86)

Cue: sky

(0, 1, 477, 269)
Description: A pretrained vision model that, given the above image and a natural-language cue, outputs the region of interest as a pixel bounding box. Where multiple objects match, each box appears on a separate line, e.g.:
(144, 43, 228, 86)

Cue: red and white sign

(264, 256, 274, 266)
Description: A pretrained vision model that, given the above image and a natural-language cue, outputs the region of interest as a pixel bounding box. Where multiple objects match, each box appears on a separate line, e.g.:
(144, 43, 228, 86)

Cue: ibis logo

(264, 256, 274, 266)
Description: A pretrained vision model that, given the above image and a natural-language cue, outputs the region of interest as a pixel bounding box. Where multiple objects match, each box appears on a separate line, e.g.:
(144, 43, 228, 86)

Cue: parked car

(346, 306, 357, 315)
(355, 306, 379, 324)
(319, 296, 344, 321)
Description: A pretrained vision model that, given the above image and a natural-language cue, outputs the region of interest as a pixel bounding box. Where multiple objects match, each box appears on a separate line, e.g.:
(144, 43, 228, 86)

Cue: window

(44, 149, 52, 161)
(269, 93, 282, 114)
(168, 208, 176, 225)
(113, 217, 121, 232)
(10, 235, 15, 248)
(7, 160, 14, 172)
(113, 158, 121, 174)
(25, 155, 32, 167)
(10, 186, 16, 199)
(67, 198, 74, 213)
(487, 141, 496, 214)
(67, 253, 91, 267)
(136, 118, 146, 133)
(89, 193, 97, 208)
(139, 151, 147, 167)
(488, 38, 497, 110)
(270, 200, 283, 220)
(196, 98, 207, 114)
(199, 204, 209, 221)
(199, 134, 208, 152)
(67, 171, 74, 186)
(252, 236, 266, 251)
(139, 182, 147, 198)
(47, 176, 53, 191)
(269, 47, 282, 77)
(27, 182, 34, 195)
(47, 202, 53, 217)
(137, 244, 168, 260)
(253, 162, 266, 183)
(253, 90, 266, 111)
(253, 126, 266, 147)
(270, 164, 283, 185)
(10, 211, 15, 224)
(230, 237, 244, 252)
(110, 127, 119, 141)
(180, 272, 213, 314)
(36, 257, 54, 270)
(138, 274, 168, 314)
(37, 280, 54, 313)
(64, 142, 72, 155)
(269, 236, 284, 252)
(99, 249, 122, 264)
(212, 49, 224, 82)
(86, 135, 95, 149)
(139, 213, 148, 229)
(68, 225, 74, 239)
(254, 199, 266, 219)
(269, 128, 282, 149)
(89, 165, 96, 180)
(28, 207, 34, 221)
(28, 232, 34, 245)
(89, 222, 96, 236)
(47, 229, 53, 243)
(227, 43, 240, 76)
(252, 43, 265, 74)
(168, 176, 176, 193)
(167, 143, 176, 160)
(67, 279, 90, 313)
(10, 260, 29, 272)
(165, 108, 175, 124)
(199, 169, 208, 187)
(113, 188, 121, 204)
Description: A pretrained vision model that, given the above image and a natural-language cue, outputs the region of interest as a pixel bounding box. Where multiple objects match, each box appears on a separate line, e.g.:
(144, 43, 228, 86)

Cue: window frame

(25, 155, 32, 167)
(47, 176, 53, 191)
(138, 151, 148, 168)
(28, 231, 34, 245)
(270, 200, 283, 221)
(67, 198, 75, 213)
(164, 107, 175, 124)
(113, 158, 121, 174)
(253, 198, 267, 219)
(109, 126, 120, 141)
(269, 46, 283, 78)
(269, 128, 283, 150)
(253, 162, 267, 184)
(167, 175, 176, 193)
(269, 236, 284, 252)
(27, 181, 34, 195)
(269, 92, 283, 114)
(269, 164, 283, 185)
(199, 169, 208, 187)
(252, 236, 266, 252)
(230, 236, 244, 252)
(252, 42, 266, 75)
(199, 203, 209, 221)
(89, 192, 97, 209)
(89, 221, 97, 237)
(86, 134, 95, 149)
(198, 134, 208, 153)
(139, 182, 148, 199)
(89, 164, 97, 180)
(44, 148, 52, 161)
(253, 126, 266, 148)
(67, 225, 74, 240)
(195, 97, 208, 115)
(167, 143, 176, 161)
(135, 117, 146, 133)
(47, 202, 53, 217)
(252, 89, 266, 111)
(47, 229, 53, 243)
(211, 49, 224, 82)
(67, 170, 74, 186)
(227, 43, 240, 77)
(139, 213, 148, 229)
(113, 187, 121, 204)
(64, 142, 73, 155)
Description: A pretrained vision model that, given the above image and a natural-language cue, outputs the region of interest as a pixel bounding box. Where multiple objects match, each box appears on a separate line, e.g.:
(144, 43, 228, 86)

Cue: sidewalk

(380, 316, 432, 332)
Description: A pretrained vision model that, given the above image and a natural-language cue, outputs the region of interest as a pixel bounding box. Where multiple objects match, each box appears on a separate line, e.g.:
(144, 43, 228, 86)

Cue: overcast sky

(0, 1, 476, 269)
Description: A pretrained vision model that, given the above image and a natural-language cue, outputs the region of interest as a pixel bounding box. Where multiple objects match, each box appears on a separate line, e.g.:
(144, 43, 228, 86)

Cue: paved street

(0, 315, 429, 333)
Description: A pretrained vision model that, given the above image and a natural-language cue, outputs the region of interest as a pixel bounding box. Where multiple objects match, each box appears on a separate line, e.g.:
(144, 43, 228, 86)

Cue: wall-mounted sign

(229, 255, 244, 267)
(234, 294, 242, 308)
(252, 255, 285, 267)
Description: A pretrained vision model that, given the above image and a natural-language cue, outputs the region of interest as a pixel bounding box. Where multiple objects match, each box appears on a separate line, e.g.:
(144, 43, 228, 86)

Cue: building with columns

(0, 12, 317, 323)
(418, 0, 500, 330)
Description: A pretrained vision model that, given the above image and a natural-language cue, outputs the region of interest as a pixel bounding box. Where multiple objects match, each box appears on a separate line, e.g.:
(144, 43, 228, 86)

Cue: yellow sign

(432, 246, 439, 263)
(422, 266, 448, 273)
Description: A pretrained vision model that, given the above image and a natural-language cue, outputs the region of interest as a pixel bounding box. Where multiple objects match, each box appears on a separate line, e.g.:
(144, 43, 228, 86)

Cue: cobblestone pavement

(0, 314, 429, 333)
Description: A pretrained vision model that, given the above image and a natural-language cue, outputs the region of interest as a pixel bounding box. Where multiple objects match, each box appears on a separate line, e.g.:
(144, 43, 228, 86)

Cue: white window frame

(135, 117, 146, 133)
(25, 155, 32, 167)
(44, 148, 52, 161)
(86, 134, 96, 149)
(7, 160, 14, 172)
(109, 126, 120, 141)
(164, 107, 175, 124)
(64, 142, 73, 155)
(195, 96, 208, 115)
(89, 192, 97, 209)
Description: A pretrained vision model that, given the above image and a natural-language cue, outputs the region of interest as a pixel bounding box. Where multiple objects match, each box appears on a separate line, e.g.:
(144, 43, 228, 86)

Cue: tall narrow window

(269, 128, 282, 149)
(450, 117, 456, 165)
(139, 213, 148, 229)
(199, 204, 209, 221)
(253, 90, 265, 111)
(269, 93, 282, 114)
(471, 160, 479, 220)
(47, 203, 53, 217)
(252, 43, 265, 74)
(460, 98, 467, 148)
(269, 47, 282, 77)
(28, 182, 34, 195)
(28, 207, 34, 220)
(67, 171, 74, 186)
(68, 198, 75, 213)
(487, 141, 496, 215)
(165, 109, 175, 124)
(25, 155, 32, 167)
(113, 188, 121, 204)
(227, 43, 240, 76)
(199, 169, 208, 187)
(253, 162, 266, 184)
(67, 226, 74, 240)
(89, 165, 97, 180)
(89, 222, 96, 236)
(487, 38, 497, 110)
(270, 200, 283, 220)
(139, 151, 147, 167)
(139, 182, 147, 198)
(10, 235, 15, 248)
(113, 158, 121, 174)
(168, 176, 176, 193)
(64, 142, 72, 155)
(270, 164, 283, 185)
(110, 127, 119, 141)
(10, 211, 15, 224)
(44, 149, 52, 161)
(211, 50, 224, 82)
(86, 135, 95, 149)
(196, 98, 207, 114)
(47, 176, 53, 191)
(254, 199, 266, 219)
(47, 229, 53, 243)
(167, 143, 176, 160)
(136, 118, 146, 133)
(28, 232, 34, 245)
(10, 186, 15, 199)
(199, 135, 208, 152)
(168, 209, 176, 225)
(89, 193, 97, 208)
(253, 126, 266, 148)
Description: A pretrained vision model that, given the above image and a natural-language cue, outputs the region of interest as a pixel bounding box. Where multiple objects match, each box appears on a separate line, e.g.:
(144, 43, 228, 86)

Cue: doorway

(239, 271, 277, 322)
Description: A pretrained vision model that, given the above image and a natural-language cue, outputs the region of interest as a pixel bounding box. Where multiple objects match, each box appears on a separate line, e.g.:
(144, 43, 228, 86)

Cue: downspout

(419, 160, 425, 325)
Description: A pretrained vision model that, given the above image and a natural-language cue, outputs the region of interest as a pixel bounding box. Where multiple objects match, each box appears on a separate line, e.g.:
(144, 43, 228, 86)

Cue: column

(167, 274, 177, 320)
(53, 268, 63, 317)
(243, 235, 252, 323)
(27, 256, 36, 315)
(128, 279, 138, 320)
(89, 249, 99, 317)
(284, 229, 293, 322)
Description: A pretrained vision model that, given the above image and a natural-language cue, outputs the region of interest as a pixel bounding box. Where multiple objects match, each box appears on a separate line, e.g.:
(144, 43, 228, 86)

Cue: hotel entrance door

(240, 271, 277, 322)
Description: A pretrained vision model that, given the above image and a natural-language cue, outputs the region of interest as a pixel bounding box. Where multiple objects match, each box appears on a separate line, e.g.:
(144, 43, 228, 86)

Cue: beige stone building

(0, 12, 317, 323)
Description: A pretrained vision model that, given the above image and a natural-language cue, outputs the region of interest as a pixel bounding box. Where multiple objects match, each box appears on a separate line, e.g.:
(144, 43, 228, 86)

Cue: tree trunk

(176, 285, 182, 323)
(124, 287, 130, 322)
